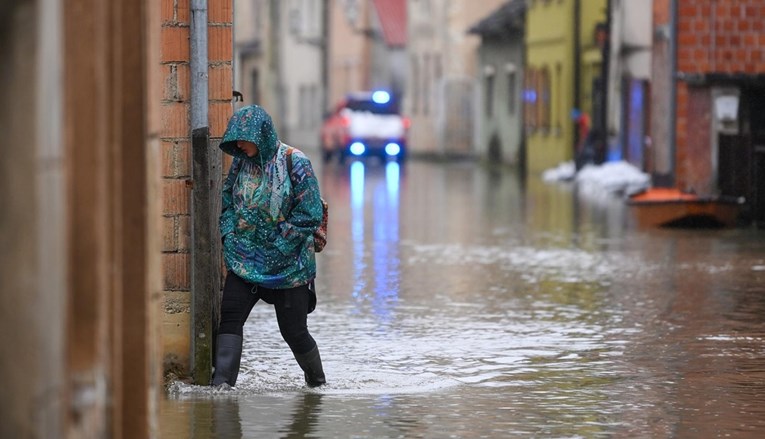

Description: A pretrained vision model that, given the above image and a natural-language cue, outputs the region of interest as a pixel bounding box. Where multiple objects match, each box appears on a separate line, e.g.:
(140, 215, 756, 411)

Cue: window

(412, 57, 420, 115)
(299, 85, 307, 127)
(306, 0, 318, 37)
(343, 0, 360, 27)
(420, 0, 431, 15)
(484, 65, 496, 118)
(524, 68, 537, 132)
(311, 85, 319, 126)
(345, 98, 398, 115)
(523, 66, 552, 133)
(423, 53, 431, 115)
(289, 0, 320, 39)
(538, 67, 551, 131)
(434, 54, 442, 81)
(254, 0, 262, 33)
(250, 69, 260, 104)
(555, 63, 562, 133)
(507, 68, 517, 115)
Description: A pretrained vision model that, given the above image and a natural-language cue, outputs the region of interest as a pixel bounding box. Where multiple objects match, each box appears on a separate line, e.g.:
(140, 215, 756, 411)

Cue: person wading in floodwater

(212, 104, 326, 388)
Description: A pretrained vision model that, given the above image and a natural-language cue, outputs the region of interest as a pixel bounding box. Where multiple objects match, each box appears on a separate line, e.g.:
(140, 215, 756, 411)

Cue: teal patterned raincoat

(219, 105, 323, 289)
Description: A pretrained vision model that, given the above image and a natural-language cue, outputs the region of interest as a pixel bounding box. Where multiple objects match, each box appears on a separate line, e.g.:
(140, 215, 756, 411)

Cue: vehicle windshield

(345, 98, 399, 115)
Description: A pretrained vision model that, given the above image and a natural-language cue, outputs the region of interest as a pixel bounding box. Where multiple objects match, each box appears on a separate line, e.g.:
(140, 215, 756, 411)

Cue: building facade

(407, 0, 506, 157)
(233, 0, 271, 111)
(606, 0, 653, 167)
(369, 0, 408, 104)
(234, 0, 325, 150)
(326, 0, 407, 113)
(651, 0, 765, 224)
(524, 0, 607, 174)
(469, 0, 527, 168)
(327, 0, 374, 107)
(2, 0, 163, 437)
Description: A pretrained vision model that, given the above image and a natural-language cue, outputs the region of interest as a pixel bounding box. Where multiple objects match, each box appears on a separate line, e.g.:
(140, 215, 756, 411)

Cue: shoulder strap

(285, 146, 294, 183)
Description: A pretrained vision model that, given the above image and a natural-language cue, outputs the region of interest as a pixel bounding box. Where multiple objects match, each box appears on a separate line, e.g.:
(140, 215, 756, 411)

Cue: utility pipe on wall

(668, 0, 678, 186)
(573, 0, 582, 155)
(191, 0, 209, 131)
(599, 0, 612, 163)
(190, 0, 213, 385)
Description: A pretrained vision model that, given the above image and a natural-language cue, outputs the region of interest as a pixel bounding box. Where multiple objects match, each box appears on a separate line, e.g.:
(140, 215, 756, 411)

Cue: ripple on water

(166, 293, 619, 400)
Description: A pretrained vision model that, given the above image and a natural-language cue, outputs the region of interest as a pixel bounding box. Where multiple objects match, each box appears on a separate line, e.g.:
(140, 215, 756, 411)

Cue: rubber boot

(294, 345, 326, 387)
(212, 334, 243, 387)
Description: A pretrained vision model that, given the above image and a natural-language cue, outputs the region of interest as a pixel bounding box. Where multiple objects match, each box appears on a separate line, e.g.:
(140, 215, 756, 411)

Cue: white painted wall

(406, 0, 506, 156)
(607, 0, 653, 142)
(281, 0, 324, 150)
(234, 0, 324, 150)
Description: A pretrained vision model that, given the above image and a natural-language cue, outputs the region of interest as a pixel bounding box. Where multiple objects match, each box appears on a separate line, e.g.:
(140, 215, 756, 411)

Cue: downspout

(519, 23, 527, 181)
(668, 0, 678, 186)
(270, 0, 286, 138)
(321, 0, 330, 115)
(572, 0, 583, 233)
(190, 0, 213, 385)
(573, 0, 582, 156)
(191, 1, 209, 132)
(599, 0, 612, 163)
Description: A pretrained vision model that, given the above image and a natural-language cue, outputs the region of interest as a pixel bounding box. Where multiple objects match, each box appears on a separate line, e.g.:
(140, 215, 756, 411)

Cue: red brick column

(160, 0, 233, 379)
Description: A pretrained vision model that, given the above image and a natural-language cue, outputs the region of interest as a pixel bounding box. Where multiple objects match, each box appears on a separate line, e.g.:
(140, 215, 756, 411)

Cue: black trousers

(218, 271, 317, 356)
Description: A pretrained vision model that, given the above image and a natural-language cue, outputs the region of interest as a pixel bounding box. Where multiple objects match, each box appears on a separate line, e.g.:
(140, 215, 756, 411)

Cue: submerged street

(162, 157, 765, 438)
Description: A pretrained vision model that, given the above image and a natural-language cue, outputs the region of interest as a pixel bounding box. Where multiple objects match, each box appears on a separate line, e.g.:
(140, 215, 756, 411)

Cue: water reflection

(162, 160, 765, 438)
(211, 398, 242, 439)
(349, 161, 401, 326)
(278, 393, 323, 438)
(350, 161, 366, 300)
(372, 162, 400, 324)
(161, 392, 324, 438)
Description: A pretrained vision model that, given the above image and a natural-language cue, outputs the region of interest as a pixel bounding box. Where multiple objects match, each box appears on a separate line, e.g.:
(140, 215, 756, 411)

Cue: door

(624, 79, 649, 170)
(754, 143, 765, 226)
(717, 133, 751, 199)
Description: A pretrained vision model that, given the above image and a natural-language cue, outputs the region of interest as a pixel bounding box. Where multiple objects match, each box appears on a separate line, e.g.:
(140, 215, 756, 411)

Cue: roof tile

(373, 0, 407, 47)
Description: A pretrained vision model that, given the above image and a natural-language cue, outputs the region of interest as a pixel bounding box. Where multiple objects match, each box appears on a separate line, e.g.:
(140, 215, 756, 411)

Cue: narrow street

(162, 156, 765, 437)
(6, 1, 765, 437)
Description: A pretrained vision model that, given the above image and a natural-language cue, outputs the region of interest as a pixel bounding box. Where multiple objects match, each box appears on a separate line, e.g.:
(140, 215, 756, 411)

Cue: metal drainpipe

(573, 0, 582, 156)
(271, 0, 286, 138)
(191, 0, 209, 131)
(599, 0, 612, 163)
(668, 0, 678, 186)
(321, 0, 330, 115)
(190, 0, 213, 385)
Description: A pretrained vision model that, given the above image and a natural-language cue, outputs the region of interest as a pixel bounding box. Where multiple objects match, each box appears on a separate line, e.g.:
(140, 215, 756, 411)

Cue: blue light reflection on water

(350, 161, 366, 299)
(371, 162, 401, 325)
(386, 161, 400, 196)
(161, 161, 765, 438)
(349, 161, 401, 325)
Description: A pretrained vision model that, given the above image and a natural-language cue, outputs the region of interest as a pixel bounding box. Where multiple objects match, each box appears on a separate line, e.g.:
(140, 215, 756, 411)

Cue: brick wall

(160, 0, 233, 377)
(677, 0, 765, 74)
(674, 0, 765, 192)
(653, 0, 671, 25)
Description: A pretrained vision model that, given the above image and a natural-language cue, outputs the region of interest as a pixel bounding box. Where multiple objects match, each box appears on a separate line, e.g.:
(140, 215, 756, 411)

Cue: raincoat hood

(219, 105, 280, 161)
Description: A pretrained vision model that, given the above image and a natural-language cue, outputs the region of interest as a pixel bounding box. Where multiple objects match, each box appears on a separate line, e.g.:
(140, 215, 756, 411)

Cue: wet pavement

(161, 157, 765, 438)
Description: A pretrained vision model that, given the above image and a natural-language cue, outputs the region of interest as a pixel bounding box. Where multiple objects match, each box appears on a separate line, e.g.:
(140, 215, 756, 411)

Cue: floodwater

(161, 157, 765, 438)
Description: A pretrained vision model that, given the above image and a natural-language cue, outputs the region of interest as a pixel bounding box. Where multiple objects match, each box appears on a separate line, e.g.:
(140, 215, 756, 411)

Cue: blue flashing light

(384, 142, 401, 156)
(372, 90, 391, 104)
(350, 142, 366, 156)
